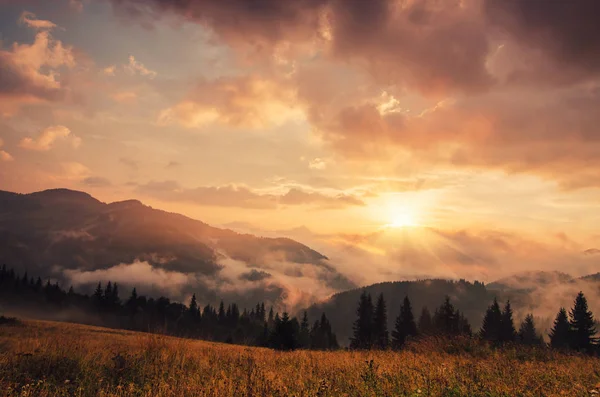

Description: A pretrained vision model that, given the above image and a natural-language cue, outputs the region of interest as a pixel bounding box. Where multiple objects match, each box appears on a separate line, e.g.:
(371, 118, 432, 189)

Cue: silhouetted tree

(480, 298, 502, 343)
(518, 314, 543, 346)
(350, 291, 374, 349)
(549, 307, 570, 349)
(418, 306, 433, 335)
(373, 293, 389, 349)
(500, 300, 517, 343)
(299, 311, 310, 348)
(569, 292, 597, 352)
(392, 295, 418, 349)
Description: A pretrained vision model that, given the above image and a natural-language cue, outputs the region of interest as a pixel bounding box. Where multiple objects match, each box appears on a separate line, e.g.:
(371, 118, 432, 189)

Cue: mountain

(0, 189, 353, 307)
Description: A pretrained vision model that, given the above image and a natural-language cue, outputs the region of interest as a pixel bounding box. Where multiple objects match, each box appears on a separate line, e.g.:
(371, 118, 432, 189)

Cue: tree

(392, 295, 418, 349)
(500, 300, 517, 343)
(569, 292, 597, 352)
(549, 307, 570, 349)
(299, 311, 310, 348)
(373, 293, 389, 349)
(480, 298, 502, 343)
(433, 296, 457, 335)
(518, 314, 543, 346)
(269, 312, 299, 350)
(93, 282, 103, 306)
(418, 307, 433, 335)
(350, 291, 374, 349)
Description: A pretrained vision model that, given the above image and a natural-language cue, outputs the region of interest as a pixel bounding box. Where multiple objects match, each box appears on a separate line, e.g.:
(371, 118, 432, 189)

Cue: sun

(385, 209, 419, 228)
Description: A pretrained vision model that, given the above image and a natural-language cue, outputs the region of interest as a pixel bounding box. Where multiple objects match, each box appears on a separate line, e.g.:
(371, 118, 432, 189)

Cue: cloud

(136, 180, 278, 209)
(239, 269, 272, 282)
(19, 125, 80, 151)
(136, 180, 365, 209)
(103, 65, 116, 76)
(69, 0, 84, 12)
(308, 158, 326, 170)
(0, 150, 14, 162)
(110, 0, 492, 96)
(483, 0, 600, 85)
(166, 161, 180, 168)
(0, 138, 13, 161)
(60, 162, 91, 179)
(63, 260, 194, 294)
(81, 176, 112, 187)
(19, 11, 58, 30)
(158, 75, 301, 129)
(280, 188, 365, 209)
(125, 55, 157, 79)
(0, 22, 75, 114)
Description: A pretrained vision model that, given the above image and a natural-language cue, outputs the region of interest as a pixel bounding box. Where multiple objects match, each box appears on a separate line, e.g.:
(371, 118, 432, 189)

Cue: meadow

(1, 319, 599, 397)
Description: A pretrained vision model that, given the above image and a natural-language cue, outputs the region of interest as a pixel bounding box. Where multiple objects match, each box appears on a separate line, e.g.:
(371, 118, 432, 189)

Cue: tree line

(1, 264, 597, 353)
(349, 290, 598, 354)
(0, 265, 337, 351)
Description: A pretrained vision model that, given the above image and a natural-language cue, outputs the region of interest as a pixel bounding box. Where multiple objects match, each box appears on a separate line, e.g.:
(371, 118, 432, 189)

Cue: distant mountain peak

(29, 188, 101, 204)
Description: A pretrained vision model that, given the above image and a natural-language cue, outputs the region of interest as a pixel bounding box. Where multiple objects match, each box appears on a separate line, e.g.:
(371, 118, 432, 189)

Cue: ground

(1, 320, 599, 396)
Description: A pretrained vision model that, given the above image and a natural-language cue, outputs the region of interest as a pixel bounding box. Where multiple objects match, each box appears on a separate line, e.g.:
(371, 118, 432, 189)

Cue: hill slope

(0, 189, 352, 306)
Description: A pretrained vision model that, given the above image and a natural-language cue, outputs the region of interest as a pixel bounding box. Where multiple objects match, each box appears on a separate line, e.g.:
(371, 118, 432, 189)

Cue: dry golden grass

(1, 320, 599, 397)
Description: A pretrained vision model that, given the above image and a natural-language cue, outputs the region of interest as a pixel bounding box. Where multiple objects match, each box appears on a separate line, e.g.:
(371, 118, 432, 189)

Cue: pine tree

(188, 294, 199, 316)
(569, 292, 597, 352)
(480, 298, 502, 343)
(93, 282, 103, 306)
(418, 306, 433, 335)
(373, 293, 389, 349)
(104, 281, 113, 302)
(549, 307, 570, 349)
(518, 314, 543, 346)
(500, 300, 517, 343)
(392, 295, 418, 349)
(218, 300, 225, 324)
(299, 311, 310, 348)
(434, 296, 457, 335)
(350, 291, 374, 349)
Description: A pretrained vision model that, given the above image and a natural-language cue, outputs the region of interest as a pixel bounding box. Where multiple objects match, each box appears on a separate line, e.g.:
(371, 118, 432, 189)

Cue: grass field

(1, 320, 600, 396)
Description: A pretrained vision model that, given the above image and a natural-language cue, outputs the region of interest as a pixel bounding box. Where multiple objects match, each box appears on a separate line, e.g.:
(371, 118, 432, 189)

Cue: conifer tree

(518, 314, 543, 345)
(104, 281, 113, 302)
(93, 282, 103, 305)
(418, 306, 433, 335)
(350, 291, 374, 349)
(373, 293, 389, 349)
(218, 300, 225, 323)
(434, 296, 457, 335)
(569, 291, 597, 352)
(549, 307, 570, 349)
(500, 300, 517, 343)
(392, 295, 418, 349)
(299, 311, 310, 348)
(480, 298, 502, 342)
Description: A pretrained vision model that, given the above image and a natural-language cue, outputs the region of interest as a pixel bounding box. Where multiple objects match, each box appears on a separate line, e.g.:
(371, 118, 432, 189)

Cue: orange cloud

(19, 125, 81, 151)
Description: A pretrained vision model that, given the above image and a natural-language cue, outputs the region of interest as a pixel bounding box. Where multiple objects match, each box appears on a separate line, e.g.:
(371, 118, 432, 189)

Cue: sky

(1, 0, 600, 283)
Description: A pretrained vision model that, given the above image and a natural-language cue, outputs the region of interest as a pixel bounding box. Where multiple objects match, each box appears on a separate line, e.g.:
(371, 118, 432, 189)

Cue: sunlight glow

(385, 208, 419, 228)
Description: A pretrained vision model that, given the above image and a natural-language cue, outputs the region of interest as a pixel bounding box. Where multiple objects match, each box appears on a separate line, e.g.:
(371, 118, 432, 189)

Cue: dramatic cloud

(136, 180, 365, 209)
(0, 18, 75, 114)
(483, 0, 600, 85)
(19, 125, 81, 151)
(110, 0, 492, 95)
